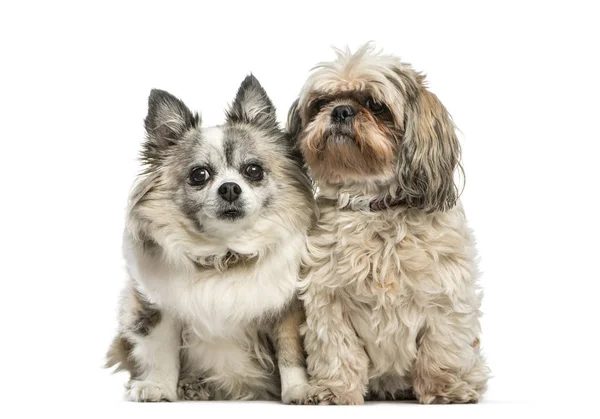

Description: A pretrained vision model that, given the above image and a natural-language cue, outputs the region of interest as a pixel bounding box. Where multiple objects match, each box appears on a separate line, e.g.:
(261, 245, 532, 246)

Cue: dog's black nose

(218, 182, 242, 203)
(331, 105, 356, 122)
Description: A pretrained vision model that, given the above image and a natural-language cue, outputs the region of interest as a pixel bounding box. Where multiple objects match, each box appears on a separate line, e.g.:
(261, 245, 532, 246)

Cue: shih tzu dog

(106, 75, 315, 403)
(287, 44, 489, 404)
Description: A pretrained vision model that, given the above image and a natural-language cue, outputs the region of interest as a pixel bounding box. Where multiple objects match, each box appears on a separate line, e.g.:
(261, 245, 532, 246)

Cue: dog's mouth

(325, 125, 355, 145)
(326, 134, 354, 144)
(217, 209, 245, 220)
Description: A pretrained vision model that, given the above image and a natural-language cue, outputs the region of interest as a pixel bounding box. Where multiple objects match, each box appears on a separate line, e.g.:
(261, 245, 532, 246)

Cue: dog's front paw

(126, 380, 177, 402)
(304, 387, 364, 405)
(282, 383, 312, 404)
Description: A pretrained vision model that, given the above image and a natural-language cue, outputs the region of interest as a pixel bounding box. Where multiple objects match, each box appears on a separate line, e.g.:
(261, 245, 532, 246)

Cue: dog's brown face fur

(298, 90, 400, 183)
(288, 44, 462, 212)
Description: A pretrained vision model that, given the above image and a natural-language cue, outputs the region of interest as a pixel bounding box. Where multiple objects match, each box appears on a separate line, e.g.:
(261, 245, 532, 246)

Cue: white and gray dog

(106, 75, 315, 402)
(287, 44, 489, 404)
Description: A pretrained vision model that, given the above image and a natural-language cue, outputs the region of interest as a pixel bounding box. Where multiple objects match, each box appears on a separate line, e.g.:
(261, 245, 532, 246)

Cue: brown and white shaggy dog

(287, 44, 489, 405)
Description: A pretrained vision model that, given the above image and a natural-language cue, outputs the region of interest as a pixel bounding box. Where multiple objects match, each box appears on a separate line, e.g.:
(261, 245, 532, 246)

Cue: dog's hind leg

(177, 376, 213, 401)
(412, 308, 489, 404)
(107, 282, 182, 402)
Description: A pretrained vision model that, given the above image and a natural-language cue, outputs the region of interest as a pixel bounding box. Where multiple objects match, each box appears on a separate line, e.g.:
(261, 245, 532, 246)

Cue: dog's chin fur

(107, 76, 315, 403)
(288, 43, 488, 405)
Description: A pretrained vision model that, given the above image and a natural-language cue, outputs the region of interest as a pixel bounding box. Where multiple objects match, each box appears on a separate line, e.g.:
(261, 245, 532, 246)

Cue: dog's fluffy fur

(106, 75, 315, 402)
(288, 44, 489, 404)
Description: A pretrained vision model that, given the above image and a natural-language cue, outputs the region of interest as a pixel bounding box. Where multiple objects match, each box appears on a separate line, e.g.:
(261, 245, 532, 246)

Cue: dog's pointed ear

(145, 89, 199, 145)
(397, 89, 461, 212)
(226, 75, 278, 128)
(143, 89, 199, 164)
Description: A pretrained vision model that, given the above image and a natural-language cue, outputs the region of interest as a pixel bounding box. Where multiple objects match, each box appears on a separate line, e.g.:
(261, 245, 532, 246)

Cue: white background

(1, 1, 598, 418)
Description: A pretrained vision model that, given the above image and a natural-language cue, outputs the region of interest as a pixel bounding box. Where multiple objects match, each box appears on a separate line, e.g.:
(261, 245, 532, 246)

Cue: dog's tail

(105, 335, 137, 377)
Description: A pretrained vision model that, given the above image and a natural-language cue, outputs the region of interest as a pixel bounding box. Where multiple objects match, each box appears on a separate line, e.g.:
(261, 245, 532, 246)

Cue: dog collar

(329, 196, 407, 212)
(367, 196, 408, 211)
(193, 250, 258, 271)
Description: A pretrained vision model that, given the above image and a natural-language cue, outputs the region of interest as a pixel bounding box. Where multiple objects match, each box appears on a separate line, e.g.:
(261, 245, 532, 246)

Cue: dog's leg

(273, 299, 310, 404)
(111, 283, 182, 402)
(412, 309, 488, 404)
(302, 293, 369, 405)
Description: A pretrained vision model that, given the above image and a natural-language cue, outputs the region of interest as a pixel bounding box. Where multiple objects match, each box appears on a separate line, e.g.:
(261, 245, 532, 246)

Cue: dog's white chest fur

(125, 237, 300, 334)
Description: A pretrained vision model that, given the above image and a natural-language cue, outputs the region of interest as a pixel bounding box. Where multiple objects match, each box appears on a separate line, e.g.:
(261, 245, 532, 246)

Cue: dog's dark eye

(243, 164, 264, 181)
(313, 99, 329, 112)
(189, 167, 211, 185)
(366, 98, 386, 114)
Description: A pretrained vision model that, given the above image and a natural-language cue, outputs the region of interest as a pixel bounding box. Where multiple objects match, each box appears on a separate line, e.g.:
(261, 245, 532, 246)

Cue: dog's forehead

(222, 125, 258, 161)
(199, 125, 225, 150)
(189, 125, 258, 166)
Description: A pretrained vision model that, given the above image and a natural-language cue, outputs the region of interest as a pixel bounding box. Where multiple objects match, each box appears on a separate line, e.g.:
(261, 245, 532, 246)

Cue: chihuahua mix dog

(106, 75, 315, 403)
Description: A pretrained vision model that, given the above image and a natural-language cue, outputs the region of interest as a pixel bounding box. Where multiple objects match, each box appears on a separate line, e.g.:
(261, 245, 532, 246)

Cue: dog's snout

(218, 182, 242, 203)
(331, 105, 356, 122)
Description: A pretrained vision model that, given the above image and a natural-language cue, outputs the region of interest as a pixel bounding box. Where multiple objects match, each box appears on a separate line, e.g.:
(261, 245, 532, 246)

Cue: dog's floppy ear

(397, 89, 461, 212)
(286, 99, 302, 140)
(284, 98, 309, 166)
(226, 74, 278, 129)
(143, 89, 199, 164)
